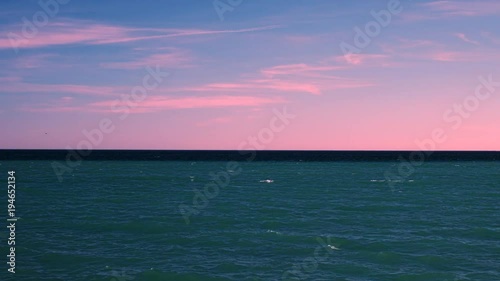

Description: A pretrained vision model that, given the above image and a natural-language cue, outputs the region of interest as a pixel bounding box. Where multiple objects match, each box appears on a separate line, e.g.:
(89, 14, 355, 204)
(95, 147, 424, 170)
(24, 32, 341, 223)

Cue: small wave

(328, 245, 340, 250)
(266, 229, 282, 235)
(259, 179, 274, 183)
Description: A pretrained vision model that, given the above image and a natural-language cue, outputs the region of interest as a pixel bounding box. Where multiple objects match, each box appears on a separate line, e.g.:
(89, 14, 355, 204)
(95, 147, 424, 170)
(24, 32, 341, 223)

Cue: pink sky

(1, 0, 500, 150)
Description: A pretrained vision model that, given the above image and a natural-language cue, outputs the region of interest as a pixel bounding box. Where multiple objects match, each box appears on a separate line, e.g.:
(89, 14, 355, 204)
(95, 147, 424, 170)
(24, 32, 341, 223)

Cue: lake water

(1, 160, 499, 280)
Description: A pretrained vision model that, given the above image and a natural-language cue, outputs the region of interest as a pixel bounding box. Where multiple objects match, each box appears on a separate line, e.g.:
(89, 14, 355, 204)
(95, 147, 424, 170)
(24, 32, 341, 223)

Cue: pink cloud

(428, 50, 500, 62)
(185, 60, 374, 96)
(193, 78, 373, 96)
(432, 51, 462, 62)
(401, 1, 500, 22)
(260, 62, 375, 92)
(333, 54, 390, 66)
(100, 50, 192, 69)
(379, 39, 499, 62)
(93, 95, 285, 112)
(382, 49, 495, 62)
(202, 83, 253, 90)
(420, 0, 500, 17)
(0, 20, 281, 50)
(192, 79, 322, 95)
(257, 79, 323, 95)
(0, 22, 128, 50)
(455, 33, 480, 45)
(22, 95, 286, 113)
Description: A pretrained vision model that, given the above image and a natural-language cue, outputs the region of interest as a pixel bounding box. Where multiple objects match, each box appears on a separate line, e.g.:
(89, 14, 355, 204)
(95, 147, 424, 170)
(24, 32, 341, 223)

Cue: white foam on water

(328, 245, 340, 250)
(259, 179, 274, 183)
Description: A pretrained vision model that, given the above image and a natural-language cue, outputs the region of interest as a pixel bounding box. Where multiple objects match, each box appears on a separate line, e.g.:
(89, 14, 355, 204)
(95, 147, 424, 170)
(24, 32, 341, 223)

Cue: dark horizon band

(1, 149, 499, 161)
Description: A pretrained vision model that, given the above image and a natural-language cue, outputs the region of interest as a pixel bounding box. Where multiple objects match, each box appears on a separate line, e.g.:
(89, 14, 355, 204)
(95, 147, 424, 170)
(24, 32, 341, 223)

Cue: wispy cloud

(190, 80, 323, 95)
(24, 95, 286, 113)
(426, 50, 500, 62)
(455, 33, 480, 45)
(420, 0, 500, 17)
(401, 1, 500, 22)
(397, 39, 442, 49)
(0, 21, 128, 50)
(106, 95, 285, 110)
(333, 54, 391, 66)
(376, 38, 499, 62)
(191, 61, 375, 96)
(100, 49, 192, 69)
(431, 51, 463, 62)
(260, 64, 342, 78)
(0, 19, 281, 50)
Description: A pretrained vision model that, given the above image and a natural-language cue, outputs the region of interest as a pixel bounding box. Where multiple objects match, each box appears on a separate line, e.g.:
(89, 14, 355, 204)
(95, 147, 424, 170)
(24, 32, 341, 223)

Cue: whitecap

(327, 245, 340, 250)
(259, 179, 274, 183)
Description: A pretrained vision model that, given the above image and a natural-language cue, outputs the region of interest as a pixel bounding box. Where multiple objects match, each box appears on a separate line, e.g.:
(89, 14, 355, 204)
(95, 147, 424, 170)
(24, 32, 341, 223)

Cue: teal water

(1, 160, 499, 281)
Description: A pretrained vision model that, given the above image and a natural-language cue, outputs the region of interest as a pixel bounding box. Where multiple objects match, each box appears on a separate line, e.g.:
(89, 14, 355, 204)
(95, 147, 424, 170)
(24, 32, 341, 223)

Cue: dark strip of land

(1, 150, 499, 161)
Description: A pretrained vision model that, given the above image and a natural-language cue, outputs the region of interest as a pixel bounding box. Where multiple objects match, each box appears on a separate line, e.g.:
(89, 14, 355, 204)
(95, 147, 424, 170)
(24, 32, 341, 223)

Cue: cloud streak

(100, 49, 192, 69)
(0, 20, 281, 50)
(421, 0, 500, 17)
(23, 95, 287, 113)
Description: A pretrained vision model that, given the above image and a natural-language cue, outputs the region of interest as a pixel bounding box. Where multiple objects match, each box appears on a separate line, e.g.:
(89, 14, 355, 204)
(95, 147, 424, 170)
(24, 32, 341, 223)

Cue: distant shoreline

(1, 150, 499, 161)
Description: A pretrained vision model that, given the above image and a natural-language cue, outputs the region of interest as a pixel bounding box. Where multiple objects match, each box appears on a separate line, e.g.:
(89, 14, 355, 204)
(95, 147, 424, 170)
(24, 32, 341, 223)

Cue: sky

(1, 0, 500, 150)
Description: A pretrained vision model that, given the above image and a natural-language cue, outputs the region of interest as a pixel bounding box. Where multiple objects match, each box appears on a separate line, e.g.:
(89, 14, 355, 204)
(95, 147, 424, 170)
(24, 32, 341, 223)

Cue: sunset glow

(1, 0, 500, 150)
